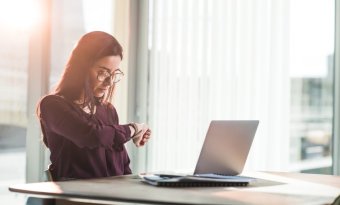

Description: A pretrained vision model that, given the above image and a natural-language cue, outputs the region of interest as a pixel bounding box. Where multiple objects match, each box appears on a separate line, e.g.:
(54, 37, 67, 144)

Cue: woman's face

(89, 55, 122, 98)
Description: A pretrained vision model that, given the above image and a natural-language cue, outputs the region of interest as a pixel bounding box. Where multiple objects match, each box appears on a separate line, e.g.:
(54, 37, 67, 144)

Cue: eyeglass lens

(97, 70, 123, 83)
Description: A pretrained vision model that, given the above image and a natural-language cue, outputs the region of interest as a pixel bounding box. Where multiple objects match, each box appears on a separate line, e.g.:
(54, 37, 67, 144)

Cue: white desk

(9, 171, 340, 205)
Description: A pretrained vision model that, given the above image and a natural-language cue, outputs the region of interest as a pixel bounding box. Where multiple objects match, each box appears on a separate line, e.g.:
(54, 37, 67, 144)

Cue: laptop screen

(194, 120, 259, 176)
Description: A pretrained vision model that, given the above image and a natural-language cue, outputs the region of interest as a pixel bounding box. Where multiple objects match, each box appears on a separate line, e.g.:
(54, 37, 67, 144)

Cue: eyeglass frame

(96, 68, 124, 84)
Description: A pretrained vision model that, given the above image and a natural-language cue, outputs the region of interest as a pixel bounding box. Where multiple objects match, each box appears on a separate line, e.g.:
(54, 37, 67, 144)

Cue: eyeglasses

(97, 69, 124, 84)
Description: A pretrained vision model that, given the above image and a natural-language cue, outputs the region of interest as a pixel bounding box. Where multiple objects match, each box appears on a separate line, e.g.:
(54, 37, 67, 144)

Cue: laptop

(194, 120, 259, 176)
(142, 120, 259, 186)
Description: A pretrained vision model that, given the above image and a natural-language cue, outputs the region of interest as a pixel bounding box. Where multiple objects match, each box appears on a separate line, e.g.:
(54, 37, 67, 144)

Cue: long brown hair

(54, 31, 123, 115)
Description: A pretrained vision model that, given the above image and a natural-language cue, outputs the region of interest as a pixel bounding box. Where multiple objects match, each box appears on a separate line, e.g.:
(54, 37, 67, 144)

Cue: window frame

(333, 0, 340, 175)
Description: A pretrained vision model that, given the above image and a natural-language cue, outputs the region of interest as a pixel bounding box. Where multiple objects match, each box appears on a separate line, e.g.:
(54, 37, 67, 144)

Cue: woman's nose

(103, 76, 113, 86)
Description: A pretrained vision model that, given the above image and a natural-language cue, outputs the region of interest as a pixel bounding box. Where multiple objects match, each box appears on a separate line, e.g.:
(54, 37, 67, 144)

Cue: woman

(37, 31, 151, 181)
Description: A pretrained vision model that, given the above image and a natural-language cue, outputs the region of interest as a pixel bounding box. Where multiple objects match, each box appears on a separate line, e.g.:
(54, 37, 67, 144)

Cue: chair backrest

(333, 195, 340, 205)
(44, 167, 53, 181)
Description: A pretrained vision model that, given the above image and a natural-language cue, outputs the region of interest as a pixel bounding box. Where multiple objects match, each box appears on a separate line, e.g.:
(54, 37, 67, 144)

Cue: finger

(139, 130, 148, 137)
(144, 131, 151, 136)
(141, 139, 148, 145)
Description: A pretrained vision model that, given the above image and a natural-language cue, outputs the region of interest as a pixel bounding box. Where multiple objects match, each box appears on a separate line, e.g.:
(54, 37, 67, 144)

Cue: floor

(0, 149, 27, 205)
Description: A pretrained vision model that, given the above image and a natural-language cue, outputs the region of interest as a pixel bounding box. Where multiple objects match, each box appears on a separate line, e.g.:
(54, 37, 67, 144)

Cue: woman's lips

(98, 87, 109, 92)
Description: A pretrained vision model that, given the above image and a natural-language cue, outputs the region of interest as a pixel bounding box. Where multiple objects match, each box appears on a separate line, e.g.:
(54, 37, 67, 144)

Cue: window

(0, 0, 36, 203)
(0, 0, 122, 204)
(289, 0, 334, 173)
(141, 0, 335, 173)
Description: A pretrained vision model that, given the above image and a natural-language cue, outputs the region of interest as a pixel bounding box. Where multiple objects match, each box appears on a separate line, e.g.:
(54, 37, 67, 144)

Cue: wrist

(129, 123, 141, 139)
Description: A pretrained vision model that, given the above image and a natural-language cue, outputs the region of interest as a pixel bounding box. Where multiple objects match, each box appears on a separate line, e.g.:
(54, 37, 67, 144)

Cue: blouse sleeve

(39, 95, 131, 149)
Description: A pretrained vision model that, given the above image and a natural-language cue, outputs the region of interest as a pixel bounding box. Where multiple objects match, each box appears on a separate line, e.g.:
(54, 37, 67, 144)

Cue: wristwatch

(129, 123, 142, 138)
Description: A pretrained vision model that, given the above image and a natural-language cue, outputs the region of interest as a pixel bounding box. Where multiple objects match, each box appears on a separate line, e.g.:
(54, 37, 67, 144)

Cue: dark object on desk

(142, 174, 253, 187)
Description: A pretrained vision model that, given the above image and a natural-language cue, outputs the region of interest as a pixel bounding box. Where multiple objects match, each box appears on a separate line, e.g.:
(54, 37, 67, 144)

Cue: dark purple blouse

(39, 95, 132, 181)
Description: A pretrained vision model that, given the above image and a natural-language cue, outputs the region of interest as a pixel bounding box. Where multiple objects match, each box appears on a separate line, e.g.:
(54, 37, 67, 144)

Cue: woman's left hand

(139, 129, 151, 146)
(132, 124, 151, 147)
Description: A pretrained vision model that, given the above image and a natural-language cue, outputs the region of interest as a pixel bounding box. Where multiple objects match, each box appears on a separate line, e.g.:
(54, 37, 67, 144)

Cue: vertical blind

(145, 0, 290, 172)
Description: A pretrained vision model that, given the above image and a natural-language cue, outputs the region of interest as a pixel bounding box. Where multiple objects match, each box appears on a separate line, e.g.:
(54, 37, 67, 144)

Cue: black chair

(332, 195, 340, 205)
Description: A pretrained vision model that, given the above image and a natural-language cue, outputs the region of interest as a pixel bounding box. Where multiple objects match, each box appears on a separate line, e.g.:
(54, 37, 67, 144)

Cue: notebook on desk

(142, 120, 259, 187)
